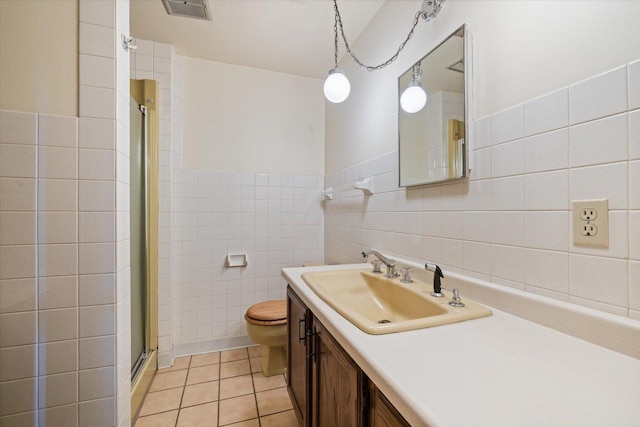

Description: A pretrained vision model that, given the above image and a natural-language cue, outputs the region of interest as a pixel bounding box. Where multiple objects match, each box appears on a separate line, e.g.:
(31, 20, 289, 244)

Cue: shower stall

(130, 79, 159, 419)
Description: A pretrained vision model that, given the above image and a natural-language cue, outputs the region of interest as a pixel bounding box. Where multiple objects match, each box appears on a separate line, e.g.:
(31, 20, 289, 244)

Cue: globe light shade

(400, 82, 427, 113)
(323, 68, 351, 103)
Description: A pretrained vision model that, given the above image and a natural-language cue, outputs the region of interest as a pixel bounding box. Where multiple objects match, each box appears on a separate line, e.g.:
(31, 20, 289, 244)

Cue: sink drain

(378, 319, 391, 324)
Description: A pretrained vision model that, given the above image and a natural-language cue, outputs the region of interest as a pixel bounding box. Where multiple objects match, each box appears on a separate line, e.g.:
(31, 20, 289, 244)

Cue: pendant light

(400, 64, 427, 113)
(324, 0, 445, 103)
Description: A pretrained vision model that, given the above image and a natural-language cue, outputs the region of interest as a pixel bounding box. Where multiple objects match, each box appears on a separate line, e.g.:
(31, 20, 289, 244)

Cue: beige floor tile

(187, 364, 220, 385)
(176, 401, 218, 427)
(249, 357, 262, 373)
(260, 410, 298, 427)
(182, 380, 219, 407)
(134, 410, 179, 427)
(218, 395, 258, 426)
(157, 356, 191, 373)
(219, 374, 254, 400)
(220, 359, 251, 379)
(256, 387, 293, 417)
(224, 419, 259, 427)
(247, 345, 261, 358)
(221, 347, 249, 363)
(139, 388, 183, 417)
(149, 369, 188, 392)
(191, 351, 221, 367)
(252, 372, 286, 392)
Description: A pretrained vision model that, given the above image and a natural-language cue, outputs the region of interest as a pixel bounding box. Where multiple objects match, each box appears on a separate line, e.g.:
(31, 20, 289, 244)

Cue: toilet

(245, 300, 288, 376)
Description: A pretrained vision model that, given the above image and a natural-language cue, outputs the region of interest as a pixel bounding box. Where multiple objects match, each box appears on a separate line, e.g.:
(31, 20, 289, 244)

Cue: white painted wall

(0, 0, 78, 116)
(326, 0, 640, 175)
(182, 57, 325, 175)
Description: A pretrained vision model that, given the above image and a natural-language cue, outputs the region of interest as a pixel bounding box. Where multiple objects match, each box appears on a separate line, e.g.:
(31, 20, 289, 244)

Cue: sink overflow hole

(378, 319, 391, 324)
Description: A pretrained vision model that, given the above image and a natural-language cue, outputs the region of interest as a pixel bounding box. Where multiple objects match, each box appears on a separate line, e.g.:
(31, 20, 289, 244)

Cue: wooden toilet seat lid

(245, 300, 287, 325)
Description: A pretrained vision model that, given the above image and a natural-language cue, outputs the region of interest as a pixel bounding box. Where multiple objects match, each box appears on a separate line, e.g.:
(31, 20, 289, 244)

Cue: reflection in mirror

(399, 25, 468, 187)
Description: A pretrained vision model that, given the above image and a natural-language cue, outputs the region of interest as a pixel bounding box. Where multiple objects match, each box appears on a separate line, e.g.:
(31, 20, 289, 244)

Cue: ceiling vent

(161, 0, 213, 21)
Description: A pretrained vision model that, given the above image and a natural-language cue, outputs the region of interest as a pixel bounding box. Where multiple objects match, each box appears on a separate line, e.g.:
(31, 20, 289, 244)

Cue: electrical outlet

(572, 199, 608, 247)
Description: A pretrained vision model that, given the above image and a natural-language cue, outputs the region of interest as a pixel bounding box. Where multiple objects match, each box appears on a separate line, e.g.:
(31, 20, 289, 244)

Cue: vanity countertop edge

(282, 263, 640, 427)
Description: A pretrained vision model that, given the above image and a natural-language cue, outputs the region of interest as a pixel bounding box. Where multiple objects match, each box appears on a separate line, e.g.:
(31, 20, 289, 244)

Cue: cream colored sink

(301, 269, 492, 334)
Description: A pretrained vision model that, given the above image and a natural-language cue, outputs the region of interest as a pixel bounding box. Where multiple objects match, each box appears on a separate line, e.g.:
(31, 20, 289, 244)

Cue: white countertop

(283, 263, 640, 427)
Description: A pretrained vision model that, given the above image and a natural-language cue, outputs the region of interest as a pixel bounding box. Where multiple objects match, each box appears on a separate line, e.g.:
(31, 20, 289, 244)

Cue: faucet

(425, 263, 465, 307)
(362, 251, 399, 278)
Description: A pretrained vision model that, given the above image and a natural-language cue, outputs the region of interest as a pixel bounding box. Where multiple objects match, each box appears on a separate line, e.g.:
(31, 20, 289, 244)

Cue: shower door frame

(130, 79, 159, 420)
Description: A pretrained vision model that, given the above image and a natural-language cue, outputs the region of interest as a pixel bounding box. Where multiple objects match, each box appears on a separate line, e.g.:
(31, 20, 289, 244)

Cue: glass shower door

(130, 96, 149, 381)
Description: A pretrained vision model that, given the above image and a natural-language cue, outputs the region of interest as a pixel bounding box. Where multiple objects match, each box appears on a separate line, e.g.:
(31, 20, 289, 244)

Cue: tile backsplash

(325, 60, 640, 320)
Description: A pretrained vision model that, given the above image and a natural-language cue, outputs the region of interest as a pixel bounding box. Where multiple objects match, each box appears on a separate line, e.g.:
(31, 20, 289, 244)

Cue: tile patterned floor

(134, 345, 298, 427)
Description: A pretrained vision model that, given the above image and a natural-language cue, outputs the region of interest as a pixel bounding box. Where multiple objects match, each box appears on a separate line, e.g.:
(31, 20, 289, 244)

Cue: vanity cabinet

(287, 287, 311, 426)
(287, 286, 408, 427)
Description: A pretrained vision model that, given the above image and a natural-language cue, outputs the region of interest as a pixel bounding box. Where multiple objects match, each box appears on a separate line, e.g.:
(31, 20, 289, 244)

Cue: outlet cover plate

(572, 199, 609, 247)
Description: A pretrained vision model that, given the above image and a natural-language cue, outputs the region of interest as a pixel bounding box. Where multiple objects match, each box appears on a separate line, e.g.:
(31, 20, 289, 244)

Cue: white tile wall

(325, 59, 640, 318)
(0, 1, 128, 424)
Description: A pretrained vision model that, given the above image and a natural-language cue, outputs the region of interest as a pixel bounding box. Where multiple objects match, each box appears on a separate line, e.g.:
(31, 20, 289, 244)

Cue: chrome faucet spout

(362, 251, 398, 278)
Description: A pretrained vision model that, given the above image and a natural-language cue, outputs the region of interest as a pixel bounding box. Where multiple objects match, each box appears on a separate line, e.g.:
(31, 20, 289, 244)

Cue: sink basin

(301, 269, 492, 334)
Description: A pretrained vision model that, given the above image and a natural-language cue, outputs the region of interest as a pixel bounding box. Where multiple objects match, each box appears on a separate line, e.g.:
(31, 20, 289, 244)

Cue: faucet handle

(400, 267, 413, 283)
(371, 259, 382, 273)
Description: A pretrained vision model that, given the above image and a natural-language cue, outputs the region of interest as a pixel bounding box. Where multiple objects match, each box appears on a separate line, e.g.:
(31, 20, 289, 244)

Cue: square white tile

(0, 245, 37, 280)
(569, 162, 628, 209)
(524, 128, 569, 173)
(38, 340, 78, 375)
(78, 181, 115, 211)
(38, 179, 77, 211)
(630, 260, 640, 310)
(0, 178, 37, 211)
(79, 366, 115, 401)
(463, 241, 491, 275)
(79, 149, 115, 180)
(524, 211, 569, 252)
(79, 55, 115, 89)
(79, 0, 115, 27)
(490, 176, 525, 211)
(38, 114, 78, 147)
(79, 336, 116, 369)
(79, 117, 115, 150)
(569, 254, 627, 307)
(38, 372, 78, 409)
(490, 244, 525, 284)
(0, 345, 36, 381)
(38, 244, 78, 277)
(0, 110, 37, 145)
(78, 23, 115, 58)
(78, 243, 115, 275)
(0, 278, 36, 313)
(0, 212, 36, 245)
(38, 308, 77, 342)
(38, 146, 78, 179)
(38, 276, 78, 310)
(79, 274, 116, 306)
(569, 66, 627, 125)
(524, 88, 569, 136)
(490, 104, 524, 145)
(524, 170, 569, 210)
(79, 305, 115, 338)
(0, 143, 37, 178)
(38, 212, 77, 244)
(569, 113, 627, 168)
(490, 212, 524, 246)
(524, 249, 569, 293)
(491, 139, 524, 178)
(79, 86, 115, 120)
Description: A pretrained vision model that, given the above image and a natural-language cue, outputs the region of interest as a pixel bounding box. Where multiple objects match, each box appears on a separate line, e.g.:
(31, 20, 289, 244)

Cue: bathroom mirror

(399, 25, 469, 187)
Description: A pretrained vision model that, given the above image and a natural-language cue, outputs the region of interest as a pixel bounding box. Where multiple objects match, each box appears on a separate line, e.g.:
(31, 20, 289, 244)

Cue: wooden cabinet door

(287, 286, 311, 426)
(368, 381, 411, 427)
(312, 319, 363, 427)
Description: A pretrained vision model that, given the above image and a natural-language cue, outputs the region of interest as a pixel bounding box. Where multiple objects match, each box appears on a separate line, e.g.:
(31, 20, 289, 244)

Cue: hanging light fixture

(400, 63, 427, 113)
(324, 0, 445, 103)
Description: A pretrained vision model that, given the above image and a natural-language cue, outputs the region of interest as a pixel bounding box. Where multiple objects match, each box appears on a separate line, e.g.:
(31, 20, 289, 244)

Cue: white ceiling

(130, 0, 386, 79)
